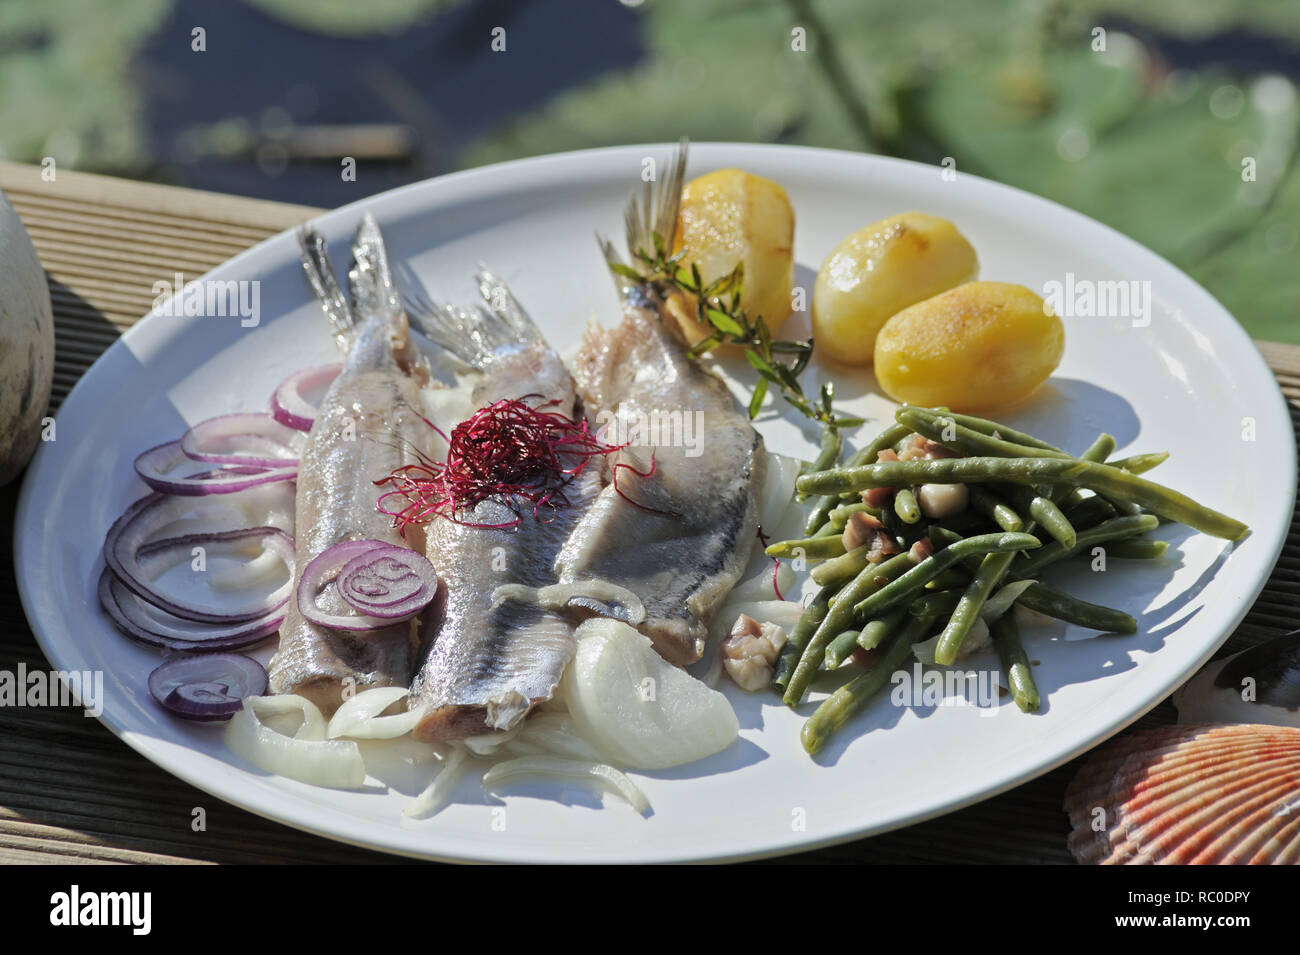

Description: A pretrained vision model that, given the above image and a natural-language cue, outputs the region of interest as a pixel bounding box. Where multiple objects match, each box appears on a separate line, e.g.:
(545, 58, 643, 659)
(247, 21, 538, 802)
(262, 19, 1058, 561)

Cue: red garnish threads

(756, 525, 783, 601)
(375, 396, 665, 533)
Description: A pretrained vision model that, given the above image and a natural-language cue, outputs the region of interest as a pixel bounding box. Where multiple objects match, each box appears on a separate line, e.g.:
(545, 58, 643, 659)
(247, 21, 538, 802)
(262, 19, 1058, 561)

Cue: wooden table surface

(1, 161, 1296, 865)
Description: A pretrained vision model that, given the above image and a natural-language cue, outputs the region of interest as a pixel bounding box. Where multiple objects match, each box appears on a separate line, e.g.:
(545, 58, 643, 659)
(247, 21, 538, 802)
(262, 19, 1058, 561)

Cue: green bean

(765, 534, 845, 560)
(1062, 494, 1118, 530)
(834, 421, 915, 500)
(858, 607, 907, 651)
(825, 608, 907, 669)
(1104, 538, 1169, 560)
(1014, 583, 1136, 632)
(813, 521, 841, 538)
(851, 532, 1041, 620)
(801, 614, 937, 755)
(1107, 451, 1169, 475)
(796, 456, 1247, 540)
(923, 523, 1137, 632)
(811, 545, 870, 587)
(1011, 513, 1159, 577)
(823, 629, 865, 670)
(924, 567, 971, 591)
(967, 485, 1024, 533)
(894, 487, 922, 524)
(783, 552, 915, 706)
(798, 423, 844, 501)
(896, 408, 1069, 461)
(909, 588, 963, 617)
(903, 407, 1064, 451)
(1079, 432, 1116, 461)
(773, 585, 835, 688)
(999, 483, 1077, 549)
(829, 501, 878, 530)
(802, 494, 840, 536)
(991, 615, 1039, 713)
(934, 550, 1016, 665)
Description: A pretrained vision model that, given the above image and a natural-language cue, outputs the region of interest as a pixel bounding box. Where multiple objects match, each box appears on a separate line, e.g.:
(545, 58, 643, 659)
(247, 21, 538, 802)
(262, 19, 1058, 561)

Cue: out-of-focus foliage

(465, 0, 1300, 344)
(0, 0, 170, 169)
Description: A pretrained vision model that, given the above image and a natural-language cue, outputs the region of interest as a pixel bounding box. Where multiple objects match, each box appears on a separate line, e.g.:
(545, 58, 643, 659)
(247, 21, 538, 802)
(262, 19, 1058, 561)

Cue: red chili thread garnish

(373, 396, 670, 534)
(756, 525, 783, 601)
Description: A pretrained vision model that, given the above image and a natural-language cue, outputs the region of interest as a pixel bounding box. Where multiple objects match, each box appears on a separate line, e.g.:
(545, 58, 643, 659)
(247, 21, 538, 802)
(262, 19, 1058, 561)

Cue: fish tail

(404, 269, 541, 370)
(347, 214, 405, 326)
(297, 225, 356, 351)
(625, 138, 687, 264)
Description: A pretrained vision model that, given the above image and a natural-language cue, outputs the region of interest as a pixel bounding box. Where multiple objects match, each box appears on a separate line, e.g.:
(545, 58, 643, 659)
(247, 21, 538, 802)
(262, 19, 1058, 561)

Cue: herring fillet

(406, 275, 601, 742)
(554, 141, 766, 665)
(268, 216, 427, 716)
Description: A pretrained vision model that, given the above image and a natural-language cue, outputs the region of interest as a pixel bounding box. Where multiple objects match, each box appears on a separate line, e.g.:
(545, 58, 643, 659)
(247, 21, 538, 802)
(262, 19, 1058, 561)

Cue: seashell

(1063, 723, 1300, 864)
(1173, 630, 1300, 727)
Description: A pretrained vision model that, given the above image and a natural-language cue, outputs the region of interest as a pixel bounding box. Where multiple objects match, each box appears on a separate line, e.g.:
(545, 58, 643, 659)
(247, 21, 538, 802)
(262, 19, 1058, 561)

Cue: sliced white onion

(481, 756, 650, 814)
(981, 580, 1037, 622)
(726, 559, 798, 604)
(403, 745, 470, 818)
(327, 686, 426, 740)
(225, 695, 365, 788)
(270, 363, 343, 431)
(516, 719, 604, 761)
(182, 412, 306, 466)
(462, 720, 526, 757)
(760, 452, 803, 532)
(209, 546, 290, 591)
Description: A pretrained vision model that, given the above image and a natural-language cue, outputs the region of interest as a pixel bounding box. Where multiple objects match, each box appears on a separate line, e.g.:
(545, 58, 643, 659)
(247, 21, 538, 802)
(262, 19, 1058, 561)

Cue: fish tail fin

(623, 138, 688, 270)
(403, 268, 543, 370)
(297, 224, 356, 351)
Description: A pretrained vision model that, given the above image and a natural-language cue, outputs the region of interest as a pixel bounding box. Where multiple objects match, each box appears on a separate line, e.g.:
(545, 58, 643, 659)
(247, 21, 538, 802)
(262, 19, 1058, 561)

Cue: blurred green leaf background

(1, 0, 1296, 341)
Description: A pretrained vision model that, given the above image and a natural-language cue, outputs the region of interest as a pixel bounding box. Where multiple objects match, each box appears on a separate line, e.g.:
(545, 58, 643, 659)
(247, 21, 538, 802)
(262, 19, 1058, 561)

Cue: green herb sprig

(611, 232, 863, 431)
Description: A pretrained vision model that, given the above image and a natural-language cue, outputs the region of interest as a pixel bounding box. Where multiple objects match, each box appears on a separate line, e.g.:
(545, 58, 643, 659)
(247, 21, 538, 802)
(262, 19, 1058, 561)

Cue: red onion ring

(271, 363, 343, 431)
(135, 440, 297, 496)
(104, 491, 295, 623)
(181, 413, 305, 468)
(148, 653, 268, 721)
(98, 567, 284, 651)
(297, 540, 438, 631)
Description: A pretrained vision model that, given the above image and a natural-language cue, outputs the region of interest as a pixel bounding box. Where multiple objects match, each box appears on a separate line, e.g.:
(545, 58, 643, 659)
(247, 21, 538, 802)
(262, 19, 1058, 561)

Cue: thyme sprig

(611, 233, 863, 430)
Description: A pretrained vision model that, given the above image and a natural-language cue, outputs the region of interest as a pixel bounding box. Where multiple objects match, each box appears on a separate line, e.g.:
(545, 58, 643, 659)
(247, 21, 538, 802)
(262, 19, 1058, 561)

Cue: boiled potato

(812, 212, 978, 365)
(874, 282, 1064, 412)
(671, 168, 794, 338)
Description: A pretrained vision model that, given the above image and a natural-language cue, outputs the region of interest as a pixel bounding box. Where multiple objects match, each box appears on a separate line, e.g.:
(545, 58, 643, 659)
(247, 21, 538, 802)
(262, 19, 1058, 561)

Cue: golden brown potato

(812, 212, 978, 365)
(671, 168, 795, 339)
(873, 282, 1064, 412)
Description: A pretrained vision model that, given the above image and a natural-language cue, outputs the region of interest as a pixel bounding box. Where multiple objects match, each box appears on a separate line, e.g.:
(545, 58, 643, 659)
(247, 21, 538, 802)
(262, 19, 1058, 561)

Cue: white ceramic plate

(15, 144, 1295, 864)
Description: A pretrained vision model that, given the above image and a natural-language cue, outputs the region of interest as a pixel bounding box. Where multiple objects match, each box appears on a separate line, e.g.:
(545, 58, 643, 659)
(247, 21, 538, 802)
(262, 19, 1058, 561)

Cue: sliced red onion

(298, 540, 438, 631)
(181, 413, 305, 467)
(148, 653, 268, 721)
(98, 567, 284, 651)
(104, 494, 295, 623)
(134, 440, 297, 496)
(271, 363, 343, 431)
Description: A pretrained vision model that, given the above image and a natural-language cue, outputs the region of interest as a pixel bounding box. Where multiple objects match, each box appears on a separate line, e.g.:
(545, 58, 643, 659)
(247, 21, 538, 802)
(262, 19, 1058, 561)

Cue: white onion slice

(981, 580, 1037, 622)
(225, 695, 365, 788)
(327, 687, 426, 740)
(760, 452, 803, 532)
(481, 756, 650, 813)
(403, 745, 470, 818)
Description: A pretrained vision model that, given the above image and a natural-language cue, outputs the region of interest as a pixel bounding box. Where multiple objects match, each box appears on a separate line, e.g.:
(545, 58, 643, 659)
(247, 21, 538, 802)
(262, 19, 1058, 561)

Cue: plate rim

(14, 141, 1297, 864)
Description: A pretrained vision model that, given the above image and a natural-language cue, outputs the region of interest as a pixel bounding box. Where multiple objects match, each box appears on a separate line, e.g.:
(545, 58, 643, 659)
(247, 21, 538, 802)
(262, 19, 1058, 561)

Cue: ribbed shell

(1063, 723, 1300, 864)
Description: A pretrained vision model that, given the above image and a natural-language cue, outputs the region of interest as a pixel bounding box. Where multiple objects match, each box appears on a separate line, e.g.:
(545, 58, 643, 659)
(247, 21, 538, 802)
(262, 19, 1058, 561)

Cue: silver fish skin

(406, 274, 601, 742)
(554, 142, 766, 665)
(268, 215, 429, 716)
